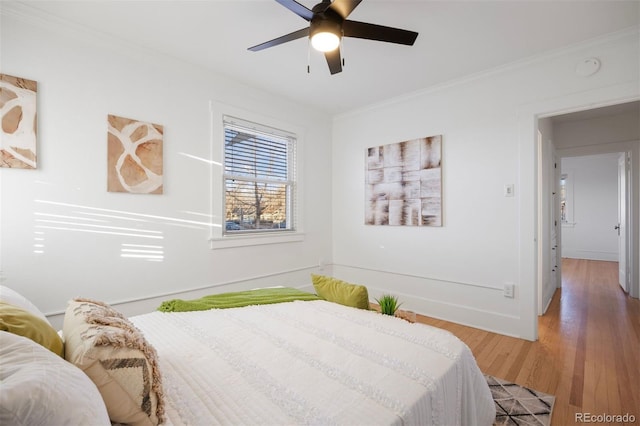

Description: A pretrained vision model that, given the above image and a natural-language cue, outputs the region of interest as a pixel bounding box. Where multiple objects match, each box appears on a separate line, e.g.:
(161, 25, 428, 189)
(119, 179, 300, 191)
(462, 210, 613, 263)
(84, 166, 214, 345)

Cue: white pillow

(0, 331, 110, 425)
(0, 286, 49, 324)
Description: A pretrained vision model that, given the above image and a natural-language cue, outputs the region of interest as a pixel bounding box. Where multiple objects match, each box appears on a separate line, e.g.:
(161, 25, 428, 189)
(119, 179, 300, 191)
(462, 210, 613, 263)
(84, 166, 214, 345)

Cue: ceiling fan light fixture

(311, 31, 340, 52)
(309, 18, 342, 52)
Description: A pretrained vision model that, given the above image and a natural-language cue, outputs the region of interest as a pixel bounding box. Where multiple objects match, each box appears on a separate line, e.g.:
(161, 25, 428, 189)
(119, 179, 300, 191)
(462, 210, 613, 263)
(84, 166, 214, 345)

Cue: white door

(552, 152, 561, 290)
(617, 153, 627, 292)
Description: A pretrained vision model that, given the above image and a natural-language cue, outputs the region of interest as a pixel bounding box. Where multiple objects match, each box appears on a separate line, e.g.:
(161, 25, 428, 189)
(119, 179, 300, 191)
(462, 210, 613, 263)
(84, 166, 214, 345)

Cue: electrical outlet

(504, 283, 515, 298)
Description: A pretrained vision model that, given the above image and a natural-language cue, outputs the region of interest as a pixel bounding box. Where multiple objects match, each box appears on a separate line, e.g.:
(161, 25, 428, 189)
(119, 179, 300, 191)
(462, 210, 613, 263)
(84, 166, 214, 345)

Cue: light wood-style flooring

(416, 258, 640, 425)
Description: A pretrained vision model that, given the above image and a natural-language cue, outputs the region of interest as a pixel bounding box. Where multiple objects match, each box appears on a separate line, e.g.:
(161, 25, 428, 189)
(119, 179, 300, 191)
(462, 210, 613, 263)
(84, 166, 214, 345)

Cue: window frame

(223, 116, 296, 235)
(560, 169, 575, 227)
(208, 102, 304, 249)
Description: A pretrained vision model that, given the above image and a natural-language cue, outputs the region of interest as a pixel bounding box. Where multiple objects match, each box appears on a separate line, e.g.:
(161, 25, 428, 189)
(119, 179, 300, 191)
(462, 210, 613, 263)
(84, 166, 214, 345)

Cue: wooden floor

(416, 258, 640, 425)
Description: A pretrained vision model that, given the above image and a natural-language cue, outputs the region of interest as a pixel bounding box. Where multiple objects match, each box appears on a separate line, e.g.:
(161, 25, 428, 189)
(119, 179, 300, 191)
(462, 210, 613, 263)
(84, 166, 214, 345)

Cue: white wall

(561, 154, 620, 260)
(331, 29, 639, 340)
(0, 6, 333, 328)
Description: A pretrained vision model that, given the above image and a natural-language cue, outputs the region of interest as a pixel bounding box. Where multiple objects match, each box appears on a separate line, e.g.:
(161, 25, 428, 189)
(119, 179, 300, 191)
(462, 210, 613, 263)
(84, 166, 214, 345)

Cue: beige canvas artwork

(365, 135, 442, 226)
(107, 114, 163, 194)
(0, 73, 37, 169)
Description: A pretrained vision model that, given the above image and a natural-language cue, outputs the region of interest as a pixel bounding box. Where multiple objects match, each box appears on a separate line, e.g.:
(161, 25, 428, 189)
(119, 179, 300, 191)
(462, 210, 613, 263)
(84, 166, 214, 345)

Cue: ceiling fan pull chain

(307, 39, 311, 74)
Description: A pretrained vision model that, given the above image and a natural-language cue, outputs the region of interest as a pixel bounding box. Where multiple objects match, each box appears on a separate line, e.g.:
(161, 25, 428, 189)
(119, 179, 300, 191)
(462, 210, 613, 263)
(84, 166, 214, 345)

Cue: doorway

(537, 100, 639, 317)
(559, 152, 625, 274)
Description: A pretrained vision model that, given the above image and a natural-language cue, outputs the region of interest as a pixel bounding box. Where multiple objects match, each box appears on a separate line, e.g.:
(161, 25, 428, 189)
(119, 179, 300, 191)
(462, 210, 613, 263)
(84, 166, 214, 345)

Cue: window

(560, 170, 574, 226)
(560, 173, 567, 222)
(223, 116, 296, 235)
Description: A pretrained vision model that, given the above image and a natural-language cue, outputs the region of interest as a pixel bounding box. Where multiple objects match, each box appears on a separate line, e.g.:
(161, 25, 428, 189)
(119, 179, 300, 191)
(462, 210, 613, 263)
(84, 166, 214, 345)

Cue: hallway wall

(561, 154, 620, 261)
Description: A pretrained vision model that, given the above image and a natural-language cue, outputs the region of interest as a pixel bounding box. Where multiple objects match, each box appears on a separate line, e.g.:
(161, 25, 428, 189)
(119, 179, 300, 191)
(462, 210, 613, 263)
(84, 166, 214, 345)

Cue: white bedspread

(131, 300, 495, 426)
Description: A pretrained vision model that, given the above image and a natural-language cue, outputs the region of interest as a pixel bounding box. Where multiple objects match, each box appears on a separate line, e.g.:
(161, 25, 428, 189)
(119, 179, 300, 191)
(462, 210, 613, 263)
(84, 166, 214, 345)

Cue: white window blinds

(223, 116, 296, 233)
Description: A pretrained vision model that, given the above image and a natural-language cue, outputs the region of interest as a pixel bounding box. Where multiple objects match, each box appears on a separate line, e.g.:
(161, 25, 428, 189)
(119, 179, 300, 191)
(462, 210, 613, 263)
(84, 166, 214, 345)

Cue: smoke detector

(576, 57, 601, 77)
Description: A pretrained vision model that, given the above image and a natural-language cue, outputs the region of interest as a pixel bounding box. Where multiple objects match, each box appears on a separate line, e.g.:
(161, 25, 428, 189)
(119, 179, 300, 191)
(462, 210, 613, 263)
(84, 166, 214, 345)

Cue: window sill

(209, 232, 305, 250)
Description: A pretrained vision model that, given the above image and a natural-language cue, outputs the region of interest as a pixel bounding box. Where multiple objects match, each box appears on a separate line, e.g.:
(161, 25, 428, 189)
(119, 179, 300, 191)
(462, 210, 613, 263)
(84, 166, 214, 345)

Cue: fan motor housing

(310, 16, 343, 39)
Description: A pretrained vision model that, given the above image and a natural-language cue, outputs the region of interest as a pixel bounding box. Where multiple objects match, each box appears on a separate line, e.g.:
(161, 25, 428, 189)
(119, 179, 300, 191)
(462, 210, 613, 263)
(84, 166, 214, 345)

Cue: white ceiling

(7, 0, 640, 115)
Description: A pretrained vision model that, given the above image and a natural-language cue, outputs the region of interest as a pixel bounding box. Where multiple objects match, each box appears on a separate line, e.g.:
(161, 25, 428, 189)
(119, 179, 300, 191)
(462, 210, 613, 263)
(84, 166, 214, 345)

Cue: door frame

(618, 152, 629, 292)
(553, 150, 631, 288)
(537, 115, 637, 319)
(553, 145, 636, 294)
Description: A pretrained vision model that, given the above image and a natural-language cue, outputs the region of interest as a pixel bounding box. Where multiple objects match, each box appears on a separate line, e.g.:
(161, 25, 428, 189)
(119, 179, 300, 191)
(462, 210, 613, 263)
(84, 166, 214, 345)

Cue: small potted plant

(376, 294, 402, 316)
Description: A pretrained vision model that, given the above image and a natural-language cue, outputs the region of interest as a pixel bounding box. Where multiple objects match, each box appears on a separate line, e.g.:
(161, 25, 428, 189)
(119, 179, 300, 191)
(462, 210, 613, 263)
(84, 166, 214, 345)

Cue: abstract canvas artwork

(0, 73, 37, 169)
(365, 135, 442, 226)
(107, 114, 163, 194)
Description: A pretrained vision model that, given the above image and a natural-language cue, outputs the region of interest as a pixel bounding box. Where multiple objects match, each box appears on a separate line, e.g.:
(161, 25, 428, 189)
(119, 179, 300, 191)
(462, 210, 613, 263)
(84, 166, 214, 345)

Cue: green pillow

(311, 274, 370, 310)
(0, 301, 64, 357)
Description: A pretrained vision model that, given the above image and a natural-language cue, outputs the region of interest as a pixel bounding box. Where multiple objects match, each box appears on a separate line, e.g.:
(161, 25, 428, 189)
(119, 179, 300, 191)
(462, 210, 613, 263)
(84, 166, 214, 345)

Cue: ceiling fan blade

(328, 0, 363, 19)
(343, 20, 418, 45)
(248, 27, 310, 51)
(324, 49, 343, 75)
(275, 0, 314, 21)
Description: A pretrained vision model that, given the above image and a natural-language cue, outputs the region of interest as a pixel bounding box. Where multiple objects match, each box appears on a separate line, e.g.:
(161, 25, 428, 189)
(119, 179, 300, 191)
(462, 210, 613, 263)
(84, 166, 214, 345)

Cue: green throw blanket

(158, 287, 321, 312)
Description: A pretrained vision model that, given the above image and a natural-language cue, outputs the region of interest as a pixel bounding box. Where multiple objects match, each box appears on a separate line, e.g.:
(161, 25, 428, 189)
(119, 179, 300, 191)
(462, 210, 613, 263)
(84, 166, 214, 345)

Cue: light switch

(504, 184, 514, 197)
(504, 283, 515, 298)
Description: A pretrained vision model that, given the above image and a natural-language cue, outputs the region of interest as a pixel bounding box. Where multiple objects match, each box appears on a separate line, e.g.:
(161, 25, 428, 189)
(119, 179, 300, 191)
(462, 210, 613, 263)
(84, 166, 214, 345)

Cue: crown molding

(335, 25, 640, 121)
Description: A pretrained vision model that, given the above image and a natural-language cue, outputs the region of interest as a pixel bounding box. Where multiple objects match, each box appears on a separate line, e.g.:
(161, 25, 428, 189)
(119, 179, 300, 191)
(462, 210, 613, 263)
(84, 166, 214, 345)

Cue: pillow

(63, 298, 165, 426)
(311, 274, 370, 310)
(0, 301, 64, 357)
(0, 285, 50, 324)
(0, 331, 110, 426)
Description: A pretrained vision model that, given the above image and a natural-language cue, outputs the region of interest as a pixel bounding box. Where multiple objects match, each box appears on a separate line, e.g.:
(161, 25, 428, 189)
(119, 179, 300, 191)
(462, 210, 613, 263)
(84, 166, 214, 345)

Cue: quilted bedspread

(130, 300, 495, 426)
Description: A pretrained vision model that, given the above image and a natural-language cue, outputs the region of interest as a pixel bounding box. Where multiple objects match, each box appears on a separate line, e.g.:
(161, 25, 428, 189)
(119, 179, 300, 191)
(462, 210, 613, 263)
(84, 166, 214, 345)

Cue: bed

(0, 284, 496, 426)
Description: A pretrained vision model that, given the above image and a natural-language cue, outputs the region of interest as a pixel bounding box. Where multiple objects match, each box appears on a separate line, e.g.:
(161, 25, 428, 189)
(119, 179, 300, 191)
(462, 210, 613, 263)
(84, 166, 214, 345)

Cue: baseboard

(541, 287, 556, 315)
(46, 265, 320, 330)
(329, 264, 524, 339)
(562, 250, 618, 262)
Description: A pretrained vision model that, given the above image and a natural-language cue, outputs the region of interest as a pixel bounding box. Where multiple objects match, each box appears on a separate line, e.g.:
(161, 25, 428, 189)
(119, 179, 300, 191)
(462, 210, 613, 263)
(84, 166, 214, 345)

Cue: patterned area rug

(486, 375, 555, 426)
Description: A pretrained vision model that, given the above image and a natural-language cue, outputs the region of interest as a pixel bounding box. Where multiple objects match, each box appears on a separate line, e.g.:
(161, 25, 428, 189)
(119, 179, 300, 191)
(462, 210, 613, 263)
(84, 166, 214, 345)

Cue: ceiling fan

(248, 0, 419, 75)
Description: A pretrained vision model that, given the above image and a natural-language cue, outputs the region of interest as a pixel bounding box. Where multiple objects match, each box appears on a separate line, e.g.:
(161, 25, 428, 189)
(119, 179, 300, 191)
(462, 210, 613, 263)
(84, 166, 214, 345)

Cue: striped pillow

(63, 298, 164, 426)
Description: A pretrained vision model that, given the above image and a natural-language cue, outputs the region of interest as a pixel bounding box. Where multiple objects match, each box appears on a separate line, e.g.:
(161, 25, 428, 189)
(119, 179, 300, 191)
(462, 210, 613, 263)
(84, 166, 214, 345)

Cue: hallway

(417, 258, 640, 425)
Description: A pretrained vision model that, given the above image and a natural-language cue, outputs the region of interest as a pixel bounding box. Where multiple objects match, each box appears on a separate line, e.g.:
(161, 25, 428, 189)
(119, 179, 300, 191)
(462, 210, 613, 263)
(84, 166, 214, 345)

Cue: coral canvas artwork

(0, 73, 37, 169)
(107, 114, 163, 194)
(366, 135, 442, 226)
